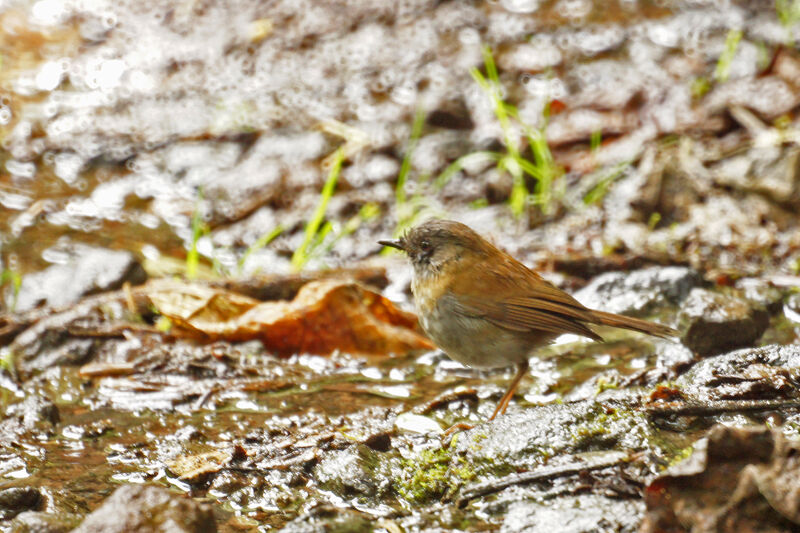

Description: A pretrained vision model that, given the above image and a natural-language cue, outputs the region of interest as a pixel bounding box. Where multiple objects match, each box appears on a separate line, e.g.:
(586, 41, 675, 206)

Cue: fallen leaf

(148, 279, 433, 356)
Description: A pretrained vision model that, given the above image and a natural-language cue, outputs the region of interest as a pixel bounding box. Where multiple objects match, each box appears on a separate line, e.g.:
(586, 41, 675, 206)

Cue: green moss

(595, 376, 619, 394)
(666, 444, 694, 468)
(570, 406, 623, 443)
(395, 446, 476, 504)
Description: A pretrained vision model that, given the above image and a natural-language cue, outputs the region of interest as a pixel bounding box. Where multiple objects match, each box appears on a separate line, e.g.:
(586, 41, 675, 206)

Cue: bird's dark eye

(420, 240, 431, 250)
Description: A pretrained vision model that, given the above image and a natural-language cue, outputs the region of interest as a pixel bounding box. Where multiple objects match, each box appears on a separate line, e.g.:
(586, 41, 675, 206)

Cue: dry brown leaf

(147, 279, 433, 356)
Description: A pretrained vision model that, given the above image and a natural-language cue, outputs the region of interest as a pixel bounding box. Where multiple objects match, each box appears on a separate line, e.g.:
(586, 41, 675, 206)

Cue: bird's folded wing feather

(447, 292, 603, 341)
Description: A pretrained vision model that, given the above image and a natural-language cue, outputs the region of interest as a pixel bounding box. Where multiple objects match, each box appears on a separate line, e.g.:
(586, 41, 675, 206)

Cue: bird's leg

(489, 360, 529, 421)
(441, 361, 530, 440)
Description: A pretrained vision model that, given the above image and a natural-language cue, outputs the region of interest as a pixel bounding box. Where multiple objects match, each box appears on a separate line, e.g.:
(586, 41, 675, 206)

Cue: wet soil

(2, 0, 800, 531)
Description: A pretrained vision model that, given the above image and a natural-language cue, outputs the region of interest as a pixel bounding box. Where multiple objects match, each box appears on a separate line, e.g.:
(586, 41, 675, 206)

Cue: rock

(15, 338, 99, 376)
(574, 266, 703, 317)
(313, 445, 387, 498)
(72, 485, 216, 533)
(0, 487, 42, 521)
(711, 146, 800, 207)
(455, 400, 655, 474)
(642, 425, 800, 532)
(502, 494, 644, 533)
(10, 246, 146, 312)
(705, 76, 800, 119)
(735, 278, 786, 315)
(278, 506, 372, 533)
(676, 344, 800, 402)
(0, 394, 60, 444)
(10, 511, 79, 532)
(679, 288, 769, 356)
(632, 341, 696, 387)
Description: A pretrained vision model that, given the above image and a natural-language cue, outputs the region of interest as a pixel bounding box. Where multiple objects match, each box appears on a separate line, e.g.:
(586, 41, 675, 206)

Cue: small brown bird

(380, 219, 677, 424)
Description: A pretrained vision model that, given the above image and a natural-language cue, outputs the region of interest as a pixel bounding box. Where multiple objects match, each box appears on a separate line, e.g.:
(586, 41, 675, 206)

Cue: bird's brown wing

(442, 249, 604, 341)
(449, 293, 602, 341)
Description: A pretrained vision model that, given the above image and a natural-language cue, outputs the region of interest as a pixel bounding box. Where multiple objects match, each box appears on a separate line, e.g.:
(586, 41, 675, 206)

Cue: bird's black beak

(378, 239, 405, 251)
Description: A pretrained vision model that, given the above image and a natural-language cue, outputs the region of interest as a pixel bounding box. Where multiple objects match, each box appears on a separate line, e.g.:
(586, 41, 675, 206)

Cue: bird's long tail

(589, 310, 678, 339)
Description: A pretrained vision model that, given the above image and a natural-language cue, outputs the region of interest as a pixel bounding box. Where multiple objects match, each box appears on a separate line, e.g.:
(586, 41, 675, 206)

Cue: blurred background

(1, 0, 799, 305)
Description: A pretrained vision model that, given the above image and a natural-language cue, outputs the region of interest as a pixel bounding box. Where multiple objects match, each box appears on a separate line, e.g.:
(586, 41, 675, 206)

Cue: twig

(456, 451, 638, 507)
(646, 398, 800, 418)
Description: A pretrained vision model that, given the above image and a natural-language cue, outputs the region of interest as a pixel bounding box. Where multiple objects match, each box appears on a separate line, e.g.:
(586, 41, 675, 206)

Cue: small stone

(314, 445, 384, 497)
(0, 487, 41, 521)
(679, 288, 769, 356)
(72, 485, 216, 533)
(6, 395, 60, 429)
(786, 292, 800, 321)
(10, 511, 79, 533)
(279, 507, 372, 533)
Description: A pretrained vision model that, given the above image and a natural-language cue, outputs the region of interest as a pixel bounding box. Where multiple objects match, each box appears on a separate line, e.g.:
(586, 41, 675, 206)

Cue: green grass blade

(434, 151, 502, 190)
(714, 28, 742, 82)
(1, 269, 22, 312)
(291, 147, 345, 271)
(583, 161, 631, 205)
(238, 224, 285, 274)
(186, 188, 205, 279)
(397, 108, 426, 206)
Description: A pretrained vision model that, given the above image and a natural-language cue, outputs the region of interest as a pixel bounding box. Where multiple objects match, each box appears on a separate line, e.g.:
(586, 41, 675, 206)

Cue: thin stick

(646, 399, 800, 418)
(456, 451, 638, 506)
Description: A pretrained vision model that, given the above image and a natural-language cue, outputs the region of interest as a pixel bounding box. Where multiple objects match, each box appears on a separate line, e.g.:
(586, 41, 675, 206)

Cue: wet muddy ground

(2, 0, 800, 531)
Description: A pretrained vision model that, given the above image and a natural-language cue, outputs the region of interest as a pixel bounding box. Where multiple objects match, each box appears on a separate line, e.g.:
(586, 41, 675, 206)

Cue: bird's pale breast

(417, 292, 554, 369)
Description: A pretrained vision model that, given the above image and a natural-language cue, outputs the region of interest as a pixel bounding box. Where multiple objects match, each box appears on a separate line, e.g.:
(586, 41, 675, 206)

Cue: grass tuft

(453, 45, 562, 217)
